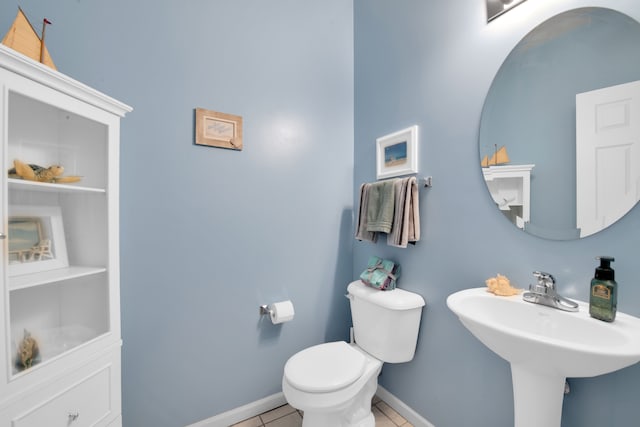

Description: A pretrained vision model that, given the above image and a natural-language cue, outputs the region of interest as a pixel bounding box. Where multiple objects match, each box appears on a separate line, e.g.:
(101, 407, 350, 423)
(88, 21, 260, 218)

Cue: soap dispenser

(589, 256, 617, 322)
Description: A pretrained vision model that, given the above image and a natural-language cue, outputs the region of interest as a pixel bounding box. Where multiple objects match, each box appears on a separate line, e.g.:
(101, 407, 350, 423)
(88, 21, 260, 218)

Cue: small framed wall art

(195, 108, 243, 151)
(376, 125, 419, 180)
(8, 205, 69, 277)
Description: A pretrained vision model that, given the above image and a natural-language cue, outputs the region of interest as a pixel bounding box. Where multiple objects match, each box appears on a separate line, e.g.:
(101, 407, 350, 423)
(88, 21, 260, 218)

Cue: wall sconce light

(486, 0, 528, 22)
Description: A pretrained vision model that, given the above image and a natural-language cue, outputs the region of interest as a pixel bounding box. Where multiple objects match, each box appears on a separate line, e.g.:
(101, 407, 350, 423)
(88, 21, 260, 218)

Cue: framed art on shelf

(195, 107, 243, 151)
(376, 125, 419, 180)
(8, 205, 69, 277)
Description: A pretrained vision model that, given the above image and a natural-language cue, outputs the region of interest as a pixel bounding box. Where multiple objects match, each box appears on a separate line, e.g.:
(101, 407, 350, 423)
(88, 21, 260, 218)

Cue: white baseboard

(184, 392, 287, 427)
(375, 385, 436, 427)
(185, 385, 435, 427)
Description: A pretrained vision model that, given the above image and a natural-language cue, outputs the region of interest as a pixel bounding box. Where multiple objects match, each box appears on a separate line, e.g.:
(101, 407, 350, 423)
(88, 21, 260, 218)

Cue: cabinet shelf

(11, 325, 101, 377)
(8, 178, 106, 194)
(8, 266, 107, 291)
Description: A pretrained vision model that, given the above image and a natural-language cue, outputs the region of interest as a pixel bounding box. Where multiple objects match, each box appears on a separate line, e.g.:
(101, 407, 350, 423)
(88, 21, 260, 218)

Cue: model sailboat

(2, 7, 56, 70)
(481, 145, 510, 167)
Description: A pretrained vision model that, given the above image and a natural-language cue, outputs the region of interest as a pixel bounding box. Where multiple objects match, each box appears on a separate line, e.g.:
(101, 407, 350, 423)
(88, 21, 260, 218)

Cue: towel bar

(373, 176, 432, 188)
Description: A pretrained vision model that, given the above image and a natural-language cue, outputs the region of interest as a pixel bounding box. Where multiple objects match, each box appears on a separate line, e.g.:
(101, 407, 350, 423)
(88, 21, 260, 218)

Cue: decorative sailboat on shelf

(481, 144, 510, 167)
(2, 7, 56, 70)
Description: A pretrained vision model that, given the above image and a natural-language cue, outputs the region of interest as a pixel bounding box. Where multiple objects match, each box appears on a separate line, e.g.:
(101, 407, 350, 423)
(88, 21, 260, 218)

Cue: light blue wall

(0, 1, 354, 427)
(355, 1, 640, 426)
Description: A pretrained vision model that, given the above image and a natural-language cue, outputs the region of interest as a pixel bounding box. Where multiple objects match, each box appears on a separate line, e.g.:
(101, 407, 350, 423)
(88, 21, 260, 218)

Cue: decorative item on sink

(485, 273, 521, 296)
(8, 159, 81, 183)
(15, 329, 40, 371)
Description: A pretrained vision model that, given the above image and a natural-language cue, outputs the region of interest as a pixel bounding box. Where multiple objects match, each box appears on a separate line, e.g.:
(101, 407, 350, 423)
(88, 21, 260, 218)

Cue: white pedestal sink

(447, 288, 640, 427)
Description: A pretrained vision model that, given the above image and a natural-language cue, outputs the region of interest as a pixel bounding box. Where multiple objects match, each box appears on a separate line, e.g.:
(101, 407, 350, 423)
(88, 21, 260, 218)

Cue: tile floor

(230, 395, 413, 427)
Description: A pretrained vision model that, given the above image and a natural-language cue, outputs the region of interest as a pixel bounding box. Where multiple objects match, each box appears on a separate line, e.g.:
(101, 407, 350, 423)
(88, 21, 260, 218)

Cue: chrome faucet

(522, 271, 579, 312)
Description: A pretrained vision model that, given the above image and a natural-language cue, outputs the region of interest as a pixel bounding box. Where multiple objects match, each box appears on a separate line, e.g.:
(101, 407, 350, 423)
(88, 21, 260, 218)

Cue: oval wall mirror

(479, 7, 640, 240)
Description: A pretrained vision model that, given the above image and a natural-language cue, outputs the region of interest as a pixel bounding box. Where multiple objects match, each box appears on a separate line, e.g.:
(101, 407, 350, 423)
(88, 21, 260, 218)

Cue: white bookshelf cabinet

(0, 44, 131, 426)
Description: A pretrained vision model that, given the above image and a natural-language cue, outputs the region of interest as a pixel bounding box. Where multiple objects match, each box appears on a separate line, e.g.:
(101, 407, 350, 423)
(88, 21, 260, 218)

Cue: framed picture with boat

(376, 125, 419, 180)
(195, 108, 243, 151)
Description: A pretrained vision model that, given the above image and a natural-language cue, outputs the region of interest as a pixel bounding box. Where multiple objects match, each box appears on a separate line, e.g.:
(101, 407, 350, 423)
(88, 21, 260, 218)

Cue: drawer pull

(68, 411, 80, 422)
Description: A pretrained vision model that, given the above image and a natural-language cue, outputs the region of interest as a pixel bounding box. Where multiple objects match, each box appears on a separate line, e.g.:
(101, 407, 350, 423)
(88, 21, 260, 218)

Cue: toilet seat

(284, 341, 366, 393)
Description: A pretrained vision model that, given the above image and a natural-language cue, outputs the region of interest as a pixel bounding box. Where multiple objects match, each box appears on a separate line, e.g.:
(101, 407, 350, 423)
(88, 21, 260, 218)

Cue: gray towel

(365, 179, 397, 233)
(355, 183, 377, 242)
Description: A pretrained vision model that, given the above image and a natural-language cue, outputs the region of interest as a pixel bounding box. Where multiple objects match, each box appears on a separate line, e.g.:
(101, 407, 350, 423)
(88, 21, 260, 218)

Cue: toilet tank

(347, 280, 425, 363)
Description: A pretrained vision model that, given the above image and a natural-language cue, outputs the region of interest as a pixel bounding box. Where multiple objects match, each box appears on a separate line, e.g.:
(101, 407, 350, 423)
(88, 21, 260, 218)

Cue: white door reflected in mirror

(576, 80, 640, 238)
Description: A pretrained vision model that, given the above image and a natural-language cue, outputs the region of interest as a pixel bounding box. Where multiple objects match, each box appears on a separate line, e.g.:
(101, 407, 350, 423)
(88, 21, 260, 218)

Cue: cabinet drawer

(12, 366, 113, 427)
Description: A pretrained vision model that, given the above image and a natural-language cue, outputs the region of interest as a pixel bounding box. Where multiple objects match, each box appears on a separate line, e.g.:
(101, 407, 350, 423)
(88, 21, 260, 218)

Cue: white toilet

(282, 280, 425, 427)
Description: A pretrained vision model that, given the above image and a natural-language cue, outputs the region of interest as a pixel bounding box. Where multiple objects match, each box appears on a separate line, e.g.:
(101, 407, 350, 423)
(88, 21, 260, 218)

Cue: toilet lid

(284, 341, 366, 393)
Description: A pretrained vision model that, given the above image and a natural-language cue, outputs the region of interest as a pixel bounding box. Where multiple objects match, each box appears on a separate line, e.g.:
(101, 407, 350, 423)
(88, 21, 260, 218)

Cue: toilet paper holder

(259, 304, 273, 316)
(260, 301, 295, 324)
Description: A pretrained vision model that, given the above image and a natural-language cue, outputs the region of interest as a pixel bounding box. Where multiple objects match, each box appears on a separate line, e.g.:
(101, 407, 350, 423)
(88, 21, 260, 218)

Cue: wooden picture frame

(195, 108, 243, 151)
(8, 205, 69, 277)
(376, 125, 419, 180)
